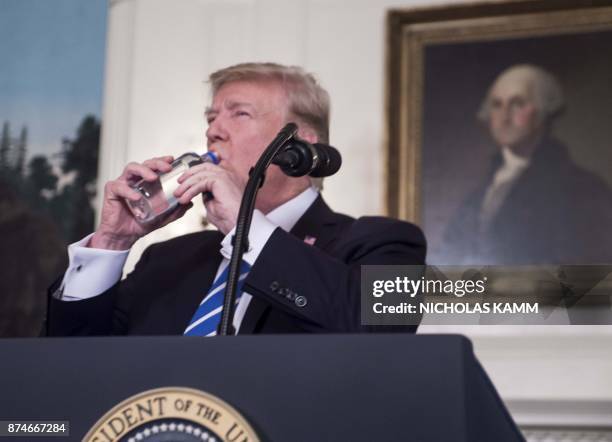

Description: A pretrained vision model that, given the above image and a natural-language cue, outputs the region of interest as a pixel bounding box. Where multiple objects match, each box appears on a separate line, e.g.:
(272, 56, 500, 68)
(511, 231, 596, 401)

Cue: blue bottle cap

(204, 151, 220, 165)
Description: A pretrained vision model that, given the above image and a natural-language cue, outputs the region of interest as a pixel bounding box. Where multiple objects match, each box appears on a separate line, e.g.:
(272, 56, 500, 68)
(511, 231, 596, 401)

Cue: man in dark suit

(444, 64, 612, 265)
(47, 62, 426, 336)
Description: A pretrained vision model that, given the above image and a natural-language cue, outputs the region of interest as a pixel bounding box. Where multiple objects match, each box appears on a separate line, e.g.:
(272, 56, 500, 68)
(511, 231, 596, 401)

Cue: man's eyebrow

(205, 101, 255, 116)
(226, 100, 255, 110)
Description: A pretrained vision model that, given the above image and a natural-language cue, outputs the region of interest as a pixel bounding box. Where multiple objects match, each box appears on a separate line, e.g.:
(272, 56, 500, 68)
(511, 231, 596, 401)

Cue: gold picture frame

(386, 0, 612, 265)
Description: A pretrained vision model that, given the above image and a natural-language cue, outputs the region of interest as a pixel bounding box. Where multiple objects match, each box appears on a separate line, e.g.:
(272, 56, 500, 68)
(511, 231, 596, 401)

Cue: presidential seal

(83, 387, 260, 442)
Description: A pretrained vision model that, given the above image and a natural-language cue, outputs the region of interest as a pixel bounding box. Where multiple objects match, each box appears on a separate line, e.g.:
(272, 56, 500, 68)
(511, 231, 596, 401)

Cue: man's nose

(206, 118, 229, 146)
(497, 103, 512, 123)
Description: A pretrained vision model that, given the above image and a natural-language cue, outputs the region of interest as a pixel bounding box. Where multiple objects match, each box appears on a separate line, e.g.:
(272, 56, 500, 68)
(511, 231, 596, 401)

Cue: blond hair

(209, 62, 330, 143)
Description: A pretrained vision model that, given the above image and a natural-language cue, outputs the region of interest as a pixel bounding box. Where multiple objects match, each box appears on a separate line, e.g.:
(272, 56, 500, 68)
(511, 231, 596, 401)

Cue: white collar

(218, 186, 319, 261)
(264, 186, 319, 232)
(501, 146, 530, 170)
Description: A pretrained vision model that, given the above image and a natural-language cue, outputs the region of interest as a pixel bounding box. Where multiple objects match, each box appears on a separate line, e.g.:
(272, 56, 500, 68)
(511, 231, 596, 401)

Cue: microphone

(272, 138, 342, 177)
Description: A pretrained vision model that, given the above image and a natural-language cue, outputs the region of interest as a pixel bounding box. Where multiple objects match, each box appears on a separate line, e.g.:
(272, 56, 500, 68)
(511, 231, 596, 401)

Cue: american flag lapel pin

(304, 235, 317, 246)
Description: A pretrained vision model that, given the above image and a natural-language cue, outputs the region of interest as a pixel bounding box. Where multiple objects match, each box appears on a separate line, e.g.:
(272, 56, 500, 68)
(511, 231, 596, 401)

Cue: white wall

(99, 0, 612, 430)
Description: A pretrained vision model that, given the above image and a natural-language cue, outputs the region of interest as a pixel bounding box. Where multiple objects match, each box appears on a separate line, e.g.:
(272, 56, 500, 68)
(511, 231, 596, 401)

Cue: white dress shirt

(58, 186, 319, 333)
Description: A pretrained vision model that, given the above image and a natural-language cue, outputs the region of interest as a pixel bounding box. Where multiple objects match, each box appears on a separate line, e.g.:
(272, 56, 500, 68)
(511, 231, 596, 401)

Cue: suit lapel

(169, 232, 224, 334)
(238, 195, 348, 334)
(289, 195, 347, 252)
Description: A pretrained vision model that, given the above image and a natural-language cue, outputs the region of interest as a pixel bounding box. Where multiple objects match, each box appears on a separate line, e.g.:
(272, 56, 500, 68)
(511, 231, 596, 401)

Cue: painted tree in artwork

(15, 127, 27, 176)
(50, 115, 100, 242)
(0, 122, 10, 169)
(0, 115, 101, 243)
(0, 122, 30, 190)
(27, 155, 58, 195)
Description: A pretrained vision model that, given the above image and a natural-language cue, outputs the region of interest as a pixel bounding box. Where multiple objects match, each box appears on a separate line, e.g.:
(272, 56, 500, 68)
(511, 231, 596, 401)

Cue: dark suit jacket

(443, 138, 612, 265)
(47, 196, 426, 335)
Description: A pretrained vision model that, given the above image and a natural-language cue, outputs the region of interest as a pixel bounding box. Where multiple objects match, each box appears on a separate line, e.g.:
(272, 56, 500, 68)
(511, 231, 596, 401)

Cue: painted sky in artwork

(0, 0, 107, 160)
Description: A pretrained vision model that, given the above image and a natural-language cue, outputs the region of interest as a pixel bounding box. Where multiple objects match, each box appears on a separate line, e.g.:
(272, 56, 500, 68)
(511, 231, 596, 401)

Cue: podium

(0, 335, 523, 441)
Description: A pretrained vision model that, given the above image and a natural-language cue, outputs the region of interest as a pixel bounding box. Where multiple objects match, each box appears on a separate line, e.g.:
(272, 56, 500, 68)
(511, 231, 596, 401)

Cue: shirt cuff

(60, 233, 130, 301)
(220, 210, 278, 266)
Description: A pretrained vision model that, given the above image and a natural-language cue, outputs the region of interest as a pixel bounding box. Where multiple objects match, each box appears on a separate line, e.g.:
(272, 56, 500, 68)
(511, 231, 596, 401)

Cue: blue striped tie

(184, 260, 251, 337)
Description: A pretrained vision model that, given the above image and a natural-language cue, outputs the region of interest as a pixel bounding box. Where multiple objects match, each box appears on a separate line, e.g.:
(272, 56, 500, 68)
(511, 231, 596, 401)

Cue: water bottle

(126, 151, 220, 223)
